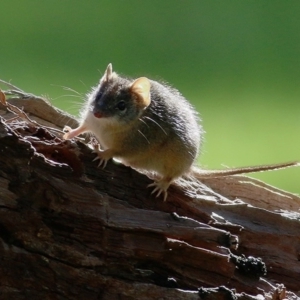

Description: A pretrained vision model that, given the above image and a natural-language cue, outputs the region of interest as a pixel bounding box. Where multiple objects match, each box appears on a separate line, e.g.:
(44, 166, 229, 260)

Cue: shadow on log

(0, 85, 299, 299)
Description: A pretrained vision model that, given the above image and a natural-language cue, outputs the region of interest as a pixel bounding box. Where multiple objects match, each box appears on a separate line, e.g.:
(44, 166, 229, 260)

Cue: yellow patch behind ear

(130, 77, 151, 108)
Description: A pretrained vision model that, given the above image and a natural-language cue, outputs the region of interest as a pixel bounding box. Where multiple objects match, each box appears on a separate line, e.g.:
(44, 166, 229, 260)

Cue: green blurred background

(1, 1, 299, 193)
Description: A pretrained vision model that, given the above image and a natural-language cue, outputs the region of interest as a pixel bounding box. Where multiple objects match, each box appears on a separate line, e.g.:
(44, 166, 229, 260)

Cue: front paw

(92, 145, 113, 168)
(63, 125, 86, 140)
(63, 126, 72, 139)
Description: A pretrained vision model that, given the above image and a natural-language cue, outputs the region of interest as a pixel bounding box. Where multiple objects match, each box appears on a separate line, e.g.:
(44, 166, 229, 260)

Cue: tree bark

(0, 86, 299, 299)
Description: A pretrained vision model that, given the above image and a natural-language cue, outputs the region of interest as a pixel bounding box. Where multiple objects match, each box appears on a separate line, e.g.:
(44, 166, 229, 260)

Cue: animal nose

(94, 111, 103, 118)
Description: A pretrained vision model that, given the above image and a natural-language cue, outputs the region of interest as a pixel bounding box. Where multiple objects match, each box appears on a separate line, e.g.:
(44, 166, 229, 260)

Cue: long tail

(192, 161, 299, 179)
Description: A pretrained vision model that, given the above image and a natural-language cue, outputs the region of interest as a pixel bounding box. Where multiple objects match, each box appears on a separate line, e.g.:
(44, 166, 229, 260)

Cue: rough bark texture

(0, 86, 299, 300)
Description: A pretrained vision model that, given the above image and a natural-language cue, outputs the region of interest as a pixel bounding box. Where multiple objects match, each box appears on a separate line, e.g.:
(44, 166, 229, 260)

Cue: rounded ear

(130, 77, 151, 109)
(100, 63, 114, 83)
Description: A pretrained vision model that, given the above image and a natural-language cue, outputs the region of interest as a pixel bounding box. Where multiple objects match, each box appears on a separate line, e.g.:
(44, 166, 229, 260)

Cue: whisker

(51, 84, 83, 96)
(143, 116, 167, 135)
(138, 130, 150, 144)
(62, 87, 83, 96)
(50, 97, 82, 111)
(79, 80, 88, 89)
(138, 117, 150, 128)
(53, 94, 82, 100)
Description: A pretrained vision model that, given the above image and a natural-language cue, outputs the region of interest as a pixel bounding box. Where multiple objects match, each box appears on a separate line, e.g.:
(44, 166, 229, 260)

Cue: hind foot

(148, 178, 172, 201)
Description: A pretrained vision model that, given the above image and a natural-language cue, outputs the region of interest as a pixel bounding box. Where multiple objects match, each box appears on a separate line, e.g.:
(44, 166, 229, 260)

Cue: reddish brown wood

(0, 90, 299, 299)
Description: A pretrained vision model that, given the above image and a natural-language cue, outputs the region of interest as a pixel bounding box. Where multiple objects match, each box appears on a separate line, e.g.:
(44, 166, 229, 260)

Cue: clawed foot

(92, 144, 113, 168)
(148, 180, 171, 201)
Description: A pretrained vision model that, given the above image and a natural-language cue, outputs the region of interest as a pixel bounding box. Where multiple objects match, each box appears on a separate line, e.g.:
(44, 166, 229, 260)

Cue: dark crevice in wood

(0, 89, 299, 299)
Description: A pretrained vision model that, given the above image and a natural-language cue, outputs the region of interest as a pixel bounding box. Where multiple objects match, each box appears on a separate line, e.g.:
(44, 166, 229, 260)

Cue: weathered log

(0, 86, 299, 299)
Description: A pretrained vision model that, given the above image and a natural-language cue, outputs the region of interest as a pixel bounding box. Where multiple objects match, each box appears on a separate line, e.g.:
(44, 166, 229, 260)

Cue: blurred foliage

(1, 0, 299, 193)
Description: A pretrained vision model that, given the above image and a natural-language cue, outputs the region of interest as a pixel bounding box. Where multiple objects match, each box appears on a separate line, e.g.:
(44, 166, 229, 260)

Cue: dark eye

(116, 100, 126, 111)
(95, 91, 103, 102)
